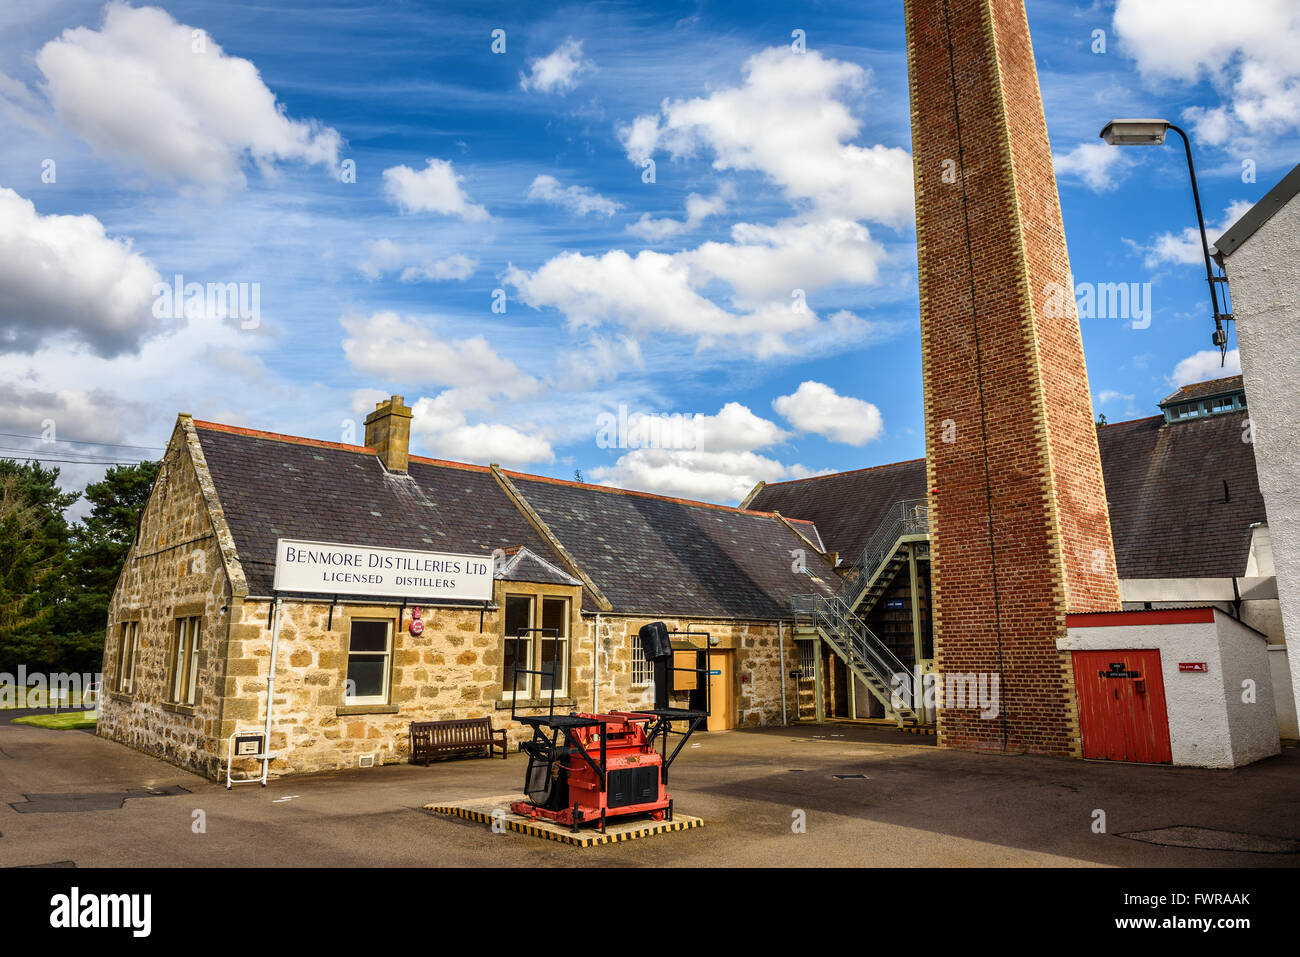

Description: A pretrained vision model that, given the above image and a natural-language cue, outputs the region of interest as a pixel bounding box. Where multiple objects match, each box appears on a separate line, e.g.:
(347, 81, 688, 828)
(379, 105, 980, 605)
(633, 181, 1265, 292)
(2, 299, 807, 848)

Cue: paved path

(1, 716, 1297, 867)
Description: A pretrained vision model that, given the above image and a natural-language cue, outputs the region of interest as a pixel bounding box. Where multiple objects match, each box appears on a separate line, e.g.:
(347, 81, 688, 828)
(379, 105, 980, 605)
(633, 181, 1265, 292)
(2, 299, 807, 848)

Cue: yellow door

(706, 651, 734, 731)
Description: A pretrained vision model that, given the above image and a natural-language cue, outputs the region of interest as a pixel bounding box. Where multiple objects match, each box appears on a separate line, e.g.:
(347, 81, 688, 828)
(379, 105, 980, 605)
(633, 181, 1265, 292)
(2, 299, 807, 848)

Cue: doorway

(688, 649, 734, 731)
(1072, 650, 1172, 763)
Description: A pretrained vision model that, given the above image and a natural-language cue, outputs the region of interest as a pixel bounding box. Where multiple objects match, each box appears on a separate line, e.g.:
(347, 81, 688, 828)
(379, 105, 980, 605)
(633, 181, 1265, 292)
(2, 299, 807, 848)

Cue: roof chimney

(364, 395, 413, 472)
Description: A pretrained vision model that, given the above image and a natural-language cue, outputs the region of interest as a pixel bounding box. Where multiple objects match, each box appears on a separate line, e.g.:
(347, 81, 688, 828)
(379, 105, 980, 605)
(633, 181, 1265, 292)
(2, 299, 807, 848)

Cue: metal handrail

(838, 498, 929, 603)
(791, 592, 916, 718)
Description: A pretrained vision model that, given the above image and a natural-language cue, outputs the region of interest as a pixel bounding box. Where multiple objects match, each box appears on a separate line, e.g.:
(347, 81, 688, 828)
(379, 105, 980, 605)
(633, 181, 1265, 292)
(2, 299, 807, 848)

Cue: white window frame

(345, 618, 393, 706)
(168, 616, 202, 705)
(117, 621, 139, 694)
(502, 595, 535, 700)
(538, 597, 570, 699)
(630, 634, 650, 686)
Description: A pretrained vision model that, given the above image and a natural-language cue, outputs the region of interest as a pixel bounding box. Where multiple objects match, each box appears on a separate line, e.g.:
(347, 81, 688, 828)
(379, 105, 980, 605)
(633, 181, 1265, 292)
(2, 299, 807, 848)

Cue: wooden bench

(410, 718, 508, 765)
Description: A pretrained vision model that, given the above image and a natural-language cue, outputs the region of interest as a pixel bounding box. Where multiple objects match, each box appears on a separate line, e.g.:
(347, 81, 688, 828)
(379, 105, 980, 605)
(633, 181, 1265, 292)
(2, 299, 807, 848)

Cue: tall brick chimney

(364, 395, 413, 473)
(905, 0, 1122, 757)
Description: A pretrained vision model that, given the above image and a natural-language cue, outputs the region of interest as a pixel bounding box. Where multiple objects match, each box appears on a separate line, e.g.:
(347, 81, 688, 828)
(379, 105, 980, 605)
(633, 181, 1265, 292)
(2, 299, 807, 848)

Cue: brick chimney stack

(364, 395, 413, 473)
(905, 0, 1122, 758)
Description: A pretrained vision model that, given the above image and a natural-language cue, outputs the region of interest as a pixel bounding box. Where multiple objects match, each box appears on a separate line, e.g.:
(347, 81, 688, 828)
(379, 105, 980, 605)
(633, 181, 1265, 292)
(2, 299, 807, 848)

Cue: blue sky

(1, 0, 1296, 509)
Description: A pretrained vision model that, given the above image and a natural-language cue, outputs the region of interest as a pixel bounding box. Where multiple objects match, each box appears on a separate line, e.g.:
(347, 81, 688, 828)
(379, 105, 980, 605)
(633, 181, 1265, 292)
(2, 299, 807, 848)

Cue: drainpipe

(779, 620, 788, 726)
(593, 613, 601, 713)
(262, 597, 283, 783)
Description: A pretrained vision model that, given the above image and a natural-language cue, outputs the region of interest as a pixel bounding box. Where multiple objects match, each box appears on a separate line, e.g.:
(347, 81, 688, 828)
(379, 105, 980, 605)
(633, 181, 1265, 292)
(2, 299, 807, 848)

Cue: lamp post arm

(1167, 123, 1223, 320)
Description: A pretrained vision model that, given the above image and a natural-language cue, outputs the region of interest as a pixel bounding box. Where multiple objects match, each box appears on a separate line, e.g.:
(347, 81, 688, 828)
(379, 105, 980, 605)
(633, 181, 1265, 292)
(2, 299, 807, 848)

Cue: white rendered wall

(1222, 195, 1300, 752)
(1216, 614, 1281, 765)
(1270, 646, 1300, 739)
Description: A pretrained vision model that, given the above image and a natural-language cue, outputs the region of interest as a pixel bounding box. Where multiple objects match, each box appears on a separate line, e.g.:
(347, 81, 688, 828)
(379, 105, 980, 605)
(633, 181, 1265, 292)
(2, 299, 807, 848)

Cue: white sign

(272, 539, 493, 602)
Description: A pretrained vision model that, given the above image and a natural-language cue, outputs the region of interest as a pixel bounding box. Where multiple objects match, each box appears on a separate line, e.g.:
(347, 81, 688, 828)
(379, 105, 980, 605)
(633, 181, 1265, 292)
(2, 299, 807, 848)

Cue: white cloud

(1053, 142, 1132, 192)
(1095, 390, 1135, 404)
(0, 293, 287, 509)
(340, 312, 538, 398)
(0, 186, 162, 356)
(1113, 0, 1300, 146)
(526, 174, 621, 216)
(413, 414, 555, 467)
(1169, 348, 1241, 386)
(357, 240, 477, 282)
(505, 215, 892, 358)
(589, 447, 817, 504)
(381, 158, 489, 220)
(618, 46, 913, 225)
(686, 216, 884, 305)
(553, 335, 644, 390)
(585, 400, 808, 503)
(627, 187, 731, 241)
(519, 38, 592, 94)
(35, 2, 341, 187)
(689, 402, 792, 452)
(772, 380, 883, 445)
(1137, 201, 1253, 267)
(343, 317, 554, 467)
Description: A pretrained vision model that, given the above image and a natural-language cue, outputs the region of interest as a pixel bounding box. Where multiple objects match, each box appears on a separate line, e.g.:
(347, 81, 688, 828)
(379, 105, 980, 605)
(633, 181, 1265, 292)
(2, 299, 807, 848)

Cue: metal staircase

(793, 498, 931, 726)
(792, 593, 921, 725)
(838, 498, 930, 612)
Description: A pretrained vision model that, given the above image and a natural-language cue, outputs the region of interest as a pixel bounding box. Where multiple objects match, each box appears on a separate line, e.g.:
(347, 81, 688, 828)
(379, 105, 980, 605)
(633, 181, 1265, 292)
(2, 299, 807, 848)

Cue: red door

(1072, 650, 1172, 763)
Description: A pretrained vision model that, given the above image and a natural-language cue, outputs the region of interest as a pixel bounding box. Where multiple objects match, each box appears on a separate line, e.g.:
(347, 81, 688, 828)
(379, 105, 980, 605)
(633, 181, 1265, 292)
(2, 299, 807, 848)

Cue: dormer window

(1159, 377, 1247, 424)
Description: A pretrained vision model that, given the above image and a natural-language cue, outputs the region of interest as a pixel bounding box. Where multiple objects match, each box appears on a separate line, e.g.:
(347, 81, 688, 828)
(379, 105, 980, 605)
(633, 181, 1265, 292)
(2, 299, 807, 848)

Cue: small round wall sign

(410, 606, 424, 636)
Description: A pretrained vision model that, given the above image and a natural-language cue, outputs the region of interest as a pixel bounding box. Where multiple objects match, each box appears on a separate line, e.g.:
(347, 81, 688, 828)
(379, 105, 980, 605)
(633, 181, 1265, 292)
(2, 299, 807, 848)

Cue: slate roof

(195, 423, 567, 598)
(192, 421, 834, 618)
(1097, 411, 1265, 579)
(503, 472, 837, 619)
(1159, 374, 1245, 407)
(747, 408, 1266, 581)
(746, 459, 928, 564)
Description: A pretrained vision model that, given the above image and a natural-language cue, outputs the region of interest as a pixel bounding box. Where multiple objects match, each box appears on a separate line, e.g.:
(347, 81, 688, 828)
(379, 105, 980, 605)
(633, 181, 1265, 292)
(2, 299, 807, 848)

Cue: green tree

(52, 461, 161, 673)
(0, 461, 78, 673)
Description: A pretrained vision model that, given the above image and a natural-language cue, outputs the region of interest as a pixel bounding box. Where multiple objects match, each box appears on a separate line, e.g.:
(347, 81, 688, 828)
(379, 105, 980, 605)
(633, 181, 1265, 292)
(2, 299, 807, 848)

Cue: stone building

(99, 397, 837, 780)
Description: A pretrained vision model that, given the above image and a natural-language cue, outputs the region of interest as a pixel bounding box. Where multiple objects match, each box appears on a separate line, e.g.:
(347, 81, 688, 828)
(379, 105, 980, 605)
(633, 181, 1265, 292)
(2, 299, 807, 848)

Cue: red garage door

(1072, 650, 1172, 764)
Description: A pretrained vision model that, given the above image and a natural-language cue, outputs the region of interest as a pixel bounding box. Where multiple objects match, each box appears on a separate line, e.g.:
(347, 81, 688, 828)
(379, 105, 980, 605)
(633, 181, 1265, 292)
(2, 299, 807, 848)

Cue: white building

(1215, 161, 1300, 744)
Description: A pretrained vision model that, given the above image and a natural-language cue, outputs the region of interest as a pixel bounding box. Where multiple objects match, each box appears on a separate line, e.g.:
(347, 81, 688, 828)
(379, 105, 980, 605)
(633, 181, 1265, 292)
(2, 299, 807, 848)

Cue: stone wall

(217, 599, 802, 779)
(585, 615, 800, 727)
(98, 419, 233, 779)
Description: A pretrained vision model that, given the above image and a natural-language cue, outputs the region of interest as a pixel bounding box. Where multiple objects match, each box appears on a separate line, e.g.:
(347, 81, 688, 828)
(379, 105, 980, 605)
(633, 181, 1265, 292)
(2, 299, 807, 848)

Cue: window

(502, 595, 570, 699)
(502, 596, 534, 698)
(798, 640, 816, 678)
(631, 635, 650, 686)
(168, 616, 202, 705)
(345, 619, 392, 705)
(539, 597, 569, 697)
(116, 621, 139, 693)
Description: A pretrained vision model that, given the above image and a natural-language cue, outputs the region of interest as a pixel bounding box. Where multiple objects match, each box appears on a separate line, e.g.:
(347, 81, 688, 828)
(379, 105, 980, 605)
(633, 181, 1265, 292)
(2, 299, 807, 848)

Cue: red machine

(509, 622, 707, 832)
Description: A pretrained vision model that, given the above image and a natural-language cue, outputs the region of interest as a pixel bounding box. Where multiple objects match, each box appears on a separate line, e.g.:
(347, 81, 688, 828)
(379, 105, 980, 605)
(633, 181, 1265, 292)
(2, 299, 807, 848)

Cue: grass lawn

(12, 711, 98, 731)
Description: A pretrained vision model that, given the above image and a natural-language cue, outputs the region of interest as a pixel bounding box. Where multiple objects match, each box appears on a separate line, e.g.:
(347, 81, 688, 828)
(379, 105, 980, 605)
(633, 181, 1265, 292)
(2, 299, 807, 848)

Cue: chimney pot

(363, 394, 413, 472)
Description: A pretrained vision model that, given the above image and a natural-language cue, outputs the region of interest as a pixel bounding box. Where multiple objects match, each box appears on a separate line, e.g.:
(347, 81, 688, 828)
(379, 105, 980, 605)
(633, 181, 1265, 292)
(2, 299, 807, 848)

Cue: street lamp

(1100, 118, 1234, 358)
